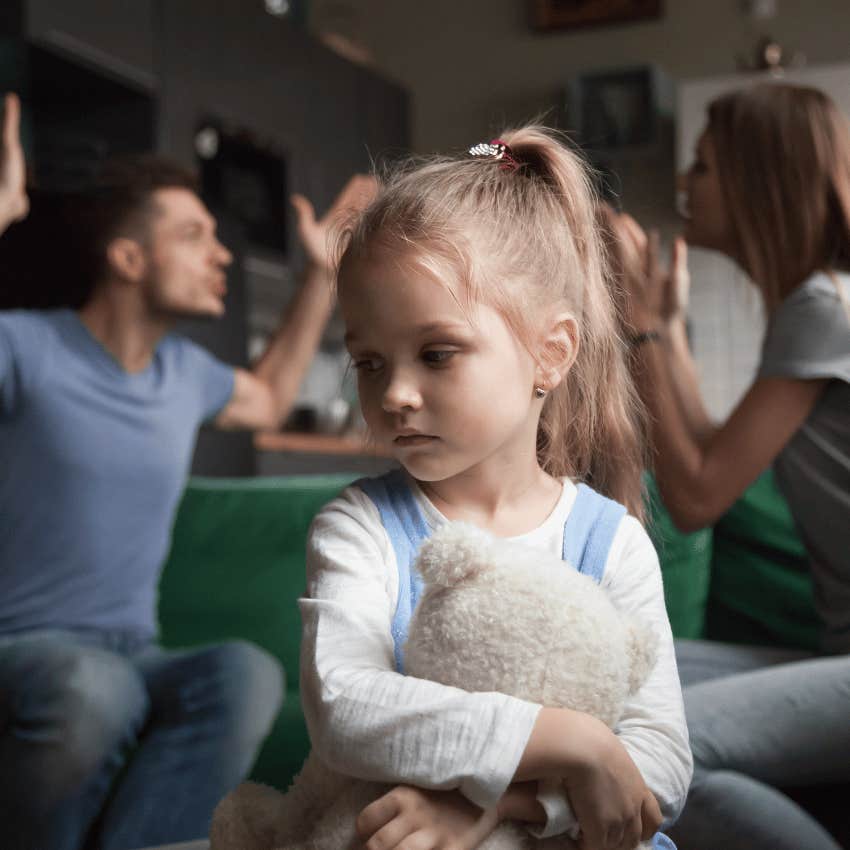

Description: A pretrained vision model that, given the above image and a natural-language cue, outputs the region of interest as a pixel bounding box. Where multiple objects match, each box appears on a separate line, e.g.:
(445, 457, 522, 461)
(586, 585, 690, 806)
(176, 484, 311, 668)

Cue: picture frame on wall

(565, 65, 673, 154)
(530, 0, 662, 32)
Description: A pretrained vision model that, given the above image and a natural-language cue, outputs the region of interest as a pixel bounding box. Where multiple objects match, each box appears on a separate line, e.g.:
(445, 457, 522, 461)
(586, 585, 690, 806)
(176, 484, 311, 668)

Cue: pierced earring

(534, 386, 547, 399)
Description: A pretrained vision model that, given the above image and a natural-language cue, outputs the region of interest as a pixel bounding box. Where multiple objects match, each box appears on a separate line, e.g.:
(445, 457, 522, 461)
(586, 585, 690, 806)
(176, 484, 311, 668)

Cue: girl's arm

(300, 488, 542, 810)
(355, 782, 546, 850)
(599, 517, 693, 820)
(303, 488, 676, 843)
(511, 517, 692, 842)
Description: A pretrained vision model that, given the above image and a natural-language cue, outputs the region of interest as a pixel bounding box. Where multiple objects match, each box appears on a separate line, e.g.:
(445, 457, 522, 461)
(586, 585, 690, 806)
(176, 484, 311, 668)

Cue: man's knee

(17, 643, 148, 785)
(201, 640, 284, 740)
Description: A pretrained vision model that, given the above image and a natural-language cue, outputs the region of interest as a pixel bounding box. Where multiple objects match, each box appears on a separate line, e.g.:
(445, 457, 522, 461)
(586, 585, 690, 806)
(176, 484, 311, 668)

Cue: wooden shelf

(254, 431, 391, 457)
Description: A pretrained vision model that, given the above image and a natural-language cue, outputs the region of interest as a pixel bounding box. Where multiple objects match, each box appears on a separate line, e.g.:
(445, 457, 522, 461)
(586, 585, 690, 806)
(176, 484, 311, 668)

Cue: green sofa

(157, 469, 820, 790)
(158, 474, 357, 788)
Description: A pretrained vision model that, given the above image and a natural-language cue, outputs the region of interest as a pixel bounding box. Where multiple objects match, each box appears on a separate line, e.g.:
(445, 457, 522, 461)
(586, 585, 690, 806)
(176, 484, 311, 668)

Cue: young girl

(300, 127, 692, 850)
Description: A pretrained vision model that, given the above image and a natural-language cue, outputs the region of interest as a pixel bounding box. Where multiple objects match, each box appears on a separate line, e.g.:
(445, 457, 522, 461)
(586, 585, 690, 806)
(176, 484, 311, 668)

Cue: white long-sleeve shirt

(300, 477, 693, 836)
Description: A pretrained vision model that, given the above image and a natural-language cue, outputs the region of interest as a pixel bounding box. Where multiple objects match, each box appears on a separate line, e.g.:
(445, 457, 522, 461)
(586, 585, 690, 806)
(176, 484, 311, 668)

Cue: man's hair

(0, 155, 198, 310)
(86, 154, 200, 283)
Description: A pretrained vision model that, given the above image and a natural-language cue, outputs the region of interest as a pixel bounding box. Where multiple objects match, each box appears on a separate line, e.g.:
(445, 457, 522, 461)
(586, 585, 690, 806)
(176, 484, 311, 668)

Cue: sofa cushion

(707, 469, 819, 651)
(644, 475, 712, 639)
(157, 474, 357, 789)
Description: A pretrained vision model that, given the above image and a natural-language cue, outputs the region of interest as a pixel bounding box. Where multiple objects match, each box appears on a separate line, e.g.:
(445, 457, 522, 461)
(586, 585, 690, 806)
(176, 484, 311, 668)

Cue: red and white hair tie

(468, 139, 519, 170)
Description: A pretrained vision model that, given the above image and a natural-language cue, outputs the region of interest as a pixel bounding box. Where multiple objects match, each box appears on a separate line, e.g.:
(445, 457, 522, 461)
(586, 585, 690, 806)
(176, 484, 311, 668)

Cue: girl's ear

(535, 311, 579, 392)
(106, 237, 148, 284)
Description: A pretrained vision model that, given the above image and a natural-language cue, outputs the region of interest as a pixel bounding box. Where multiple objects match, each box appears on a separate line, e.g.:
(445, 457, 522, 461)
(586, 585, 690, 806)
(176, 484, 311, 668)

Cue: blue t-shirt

(0, 309, 235, 640)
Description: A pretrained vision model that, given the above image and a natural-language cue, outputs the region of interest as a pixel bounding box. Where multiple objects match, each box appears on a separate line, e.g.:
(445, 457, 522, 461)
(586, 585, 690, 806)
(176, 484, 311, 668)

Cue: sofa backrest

(158, 474, 358, 688)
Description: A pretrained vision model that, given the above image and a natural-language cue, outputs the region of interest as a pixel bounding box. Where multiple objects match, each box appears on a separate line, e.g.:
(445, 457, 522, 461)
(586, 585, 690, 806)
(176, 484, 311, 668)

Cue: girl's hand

(601, 206, 689, 333)
(356, 785, 500, 850)
(563, 714, 663, 850)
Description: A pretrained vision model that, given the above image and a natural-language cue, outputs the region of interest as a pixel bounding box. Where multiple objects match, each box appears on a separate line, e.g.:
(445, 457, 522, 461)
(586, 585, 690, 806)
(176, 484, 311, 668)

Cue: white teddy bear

(210, 521, 660, 850)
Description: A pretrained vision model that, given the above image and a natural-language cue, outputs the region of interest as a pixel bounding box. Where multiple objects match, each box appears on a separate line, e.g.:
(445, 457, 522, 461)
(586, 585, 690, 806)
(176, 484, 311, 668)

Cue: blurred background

(1, 0, 848, 476)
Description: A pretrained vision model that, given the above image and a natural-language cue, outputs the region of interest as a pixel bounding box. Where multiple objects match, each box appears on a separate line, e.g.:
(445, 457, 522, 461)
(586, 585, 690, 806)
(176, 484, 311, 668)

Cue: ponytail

(500, 127, 648, 519)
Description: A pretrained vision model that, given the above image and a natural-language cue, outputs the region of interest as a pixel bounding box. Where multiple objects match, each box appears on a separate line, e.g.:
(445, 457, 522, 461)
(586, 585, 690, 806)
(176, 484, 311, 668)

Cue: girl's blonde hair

(707, 82, 850, 312)
(338, 126, 647, 519)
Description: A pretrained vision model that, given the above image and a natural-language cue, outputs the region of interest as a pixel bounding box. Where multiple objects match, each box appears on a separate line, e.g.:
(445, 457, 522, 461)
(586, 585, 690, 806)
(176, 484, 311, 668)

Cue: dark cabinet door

(26, 0, 155, 91)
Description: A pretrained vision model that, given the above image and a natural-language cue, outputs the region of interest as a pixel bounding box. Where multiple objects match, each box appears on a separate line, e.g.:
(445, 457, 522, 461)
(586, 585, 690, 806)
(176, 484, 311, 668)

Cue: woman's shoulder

(761, 269, 850, 380)
(782, 270, 849, 310)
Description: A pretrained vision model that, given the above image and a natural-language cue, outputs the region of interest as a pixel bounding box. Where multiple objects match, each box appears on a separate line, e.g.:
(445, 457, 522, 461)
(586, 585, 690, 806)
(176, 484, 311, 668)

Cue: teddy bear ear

(414, 522, 494, 587)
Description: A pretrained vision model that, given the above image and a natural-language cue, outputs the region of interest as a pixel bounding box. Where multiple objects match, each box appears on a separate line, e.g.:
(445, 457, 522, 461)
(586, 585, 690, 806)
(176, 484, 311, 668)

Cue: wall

(310, 0, 850, 154)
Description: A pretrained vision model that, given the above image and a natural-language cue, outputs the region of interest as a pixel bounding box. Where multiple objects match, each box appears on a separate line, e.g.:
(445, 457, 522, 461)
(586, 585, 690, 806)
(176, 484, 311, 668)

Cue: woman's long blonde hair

(338, 126, 648, 518)
(707, 82, 850, 312)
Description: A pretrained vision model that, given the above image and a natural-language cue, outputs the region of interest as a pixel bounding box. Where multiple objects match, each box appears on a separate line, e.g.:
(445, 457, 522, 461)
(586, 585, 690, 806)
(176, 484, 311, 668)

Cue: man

(0, 93, 375, 850)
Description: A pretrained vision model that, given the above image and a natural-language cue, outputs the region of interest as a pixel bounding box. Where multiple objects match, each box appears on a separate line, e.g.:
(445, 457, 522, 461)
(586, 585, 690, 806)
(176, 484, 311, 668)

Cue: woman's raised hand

(0, 93, 29, 235)
(601, 205, 689, 334)
(357, 785, 500, 850)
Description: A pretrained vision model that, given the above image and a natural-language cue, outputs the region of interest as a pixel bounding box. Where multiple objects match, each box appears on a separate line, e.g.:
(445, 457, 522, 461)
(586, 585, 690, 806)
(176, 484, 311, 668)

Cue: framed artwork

(531, 0, 662, 32)
(565, 65, 673, 153)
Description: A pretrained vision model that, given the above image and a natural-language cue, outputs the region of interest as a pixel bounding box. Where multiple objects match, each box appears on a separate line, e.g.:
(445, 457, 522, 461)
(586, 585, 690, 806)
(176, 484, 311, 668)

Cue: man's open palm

(291, 174, 377, 272)
(0, 93, 29, 232)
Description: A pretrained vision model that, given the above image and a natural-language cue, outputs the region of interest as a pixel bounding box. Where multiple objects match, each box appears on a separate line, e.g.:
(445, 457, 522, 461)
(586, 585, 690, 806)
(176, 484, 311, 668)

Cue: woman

(610, 82, 850, 850)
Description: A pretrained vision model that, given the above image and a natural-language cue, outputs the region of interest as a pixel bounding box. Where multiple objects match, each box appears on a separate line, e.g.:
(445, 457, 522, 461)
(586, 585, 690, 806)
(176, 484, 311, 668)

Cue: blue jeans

(669, 639, 850, 850)
(0, 629, 283, 850)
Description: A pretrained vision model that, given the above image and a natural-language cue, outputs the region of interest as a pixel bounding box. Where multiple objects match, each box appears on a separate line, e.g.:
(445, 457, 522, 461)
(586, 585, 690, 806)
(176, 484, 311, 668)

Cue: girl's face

(680, 130, 734, 255)
(338, 251, 543, 484)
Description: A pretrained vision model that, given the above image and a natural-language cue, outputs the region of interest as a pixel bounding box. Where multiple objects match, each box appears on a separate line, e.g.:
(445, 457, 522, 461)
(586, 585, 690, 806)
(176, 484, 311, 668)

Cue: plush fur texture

(210, 522, 658, 850)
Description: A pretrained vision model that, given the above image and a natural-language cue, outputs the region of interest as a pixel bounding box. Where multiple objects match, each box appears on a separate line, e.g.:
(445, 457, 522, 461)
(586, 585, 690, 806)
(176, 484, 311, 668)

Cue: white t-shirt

(300, 476, 692, 837)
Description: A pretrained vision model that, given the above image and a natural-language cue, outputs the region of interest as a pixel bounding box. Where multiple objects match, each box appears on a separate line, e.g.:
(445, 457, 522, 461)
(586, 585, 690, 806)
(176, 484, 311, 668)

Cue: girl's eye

(422, 350, 455, 366)
(690, 160, 708, 175)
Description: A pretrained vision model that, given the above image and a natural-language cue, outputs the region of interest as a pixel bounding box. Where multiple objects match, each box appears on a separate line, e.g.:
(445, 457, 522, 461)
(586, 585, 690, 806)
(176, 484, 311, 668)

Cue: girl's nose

(381, 370, 422, 413)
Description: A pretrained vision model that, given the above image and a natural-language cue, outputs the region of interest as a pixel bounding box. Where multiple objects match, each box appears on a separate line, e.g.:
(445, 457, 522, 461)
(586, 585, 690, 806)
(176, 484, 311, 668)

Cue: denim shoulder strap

(561, 483, 628, 584)
(357, 469, 430, 672)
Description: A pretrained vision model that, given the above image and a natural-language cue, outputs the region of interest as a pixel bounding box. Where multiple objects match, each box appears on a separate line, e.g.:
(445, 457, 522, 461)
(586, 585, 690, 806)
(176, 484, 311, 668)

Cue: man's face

(138, 188, 233, 319)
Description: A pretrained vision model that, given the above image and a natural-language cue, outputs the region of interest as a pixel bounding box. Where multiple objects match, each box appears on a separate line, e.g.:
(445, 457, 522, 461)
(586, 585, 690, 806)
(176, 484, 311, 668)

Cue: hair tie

(468, 139, 519, 171)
